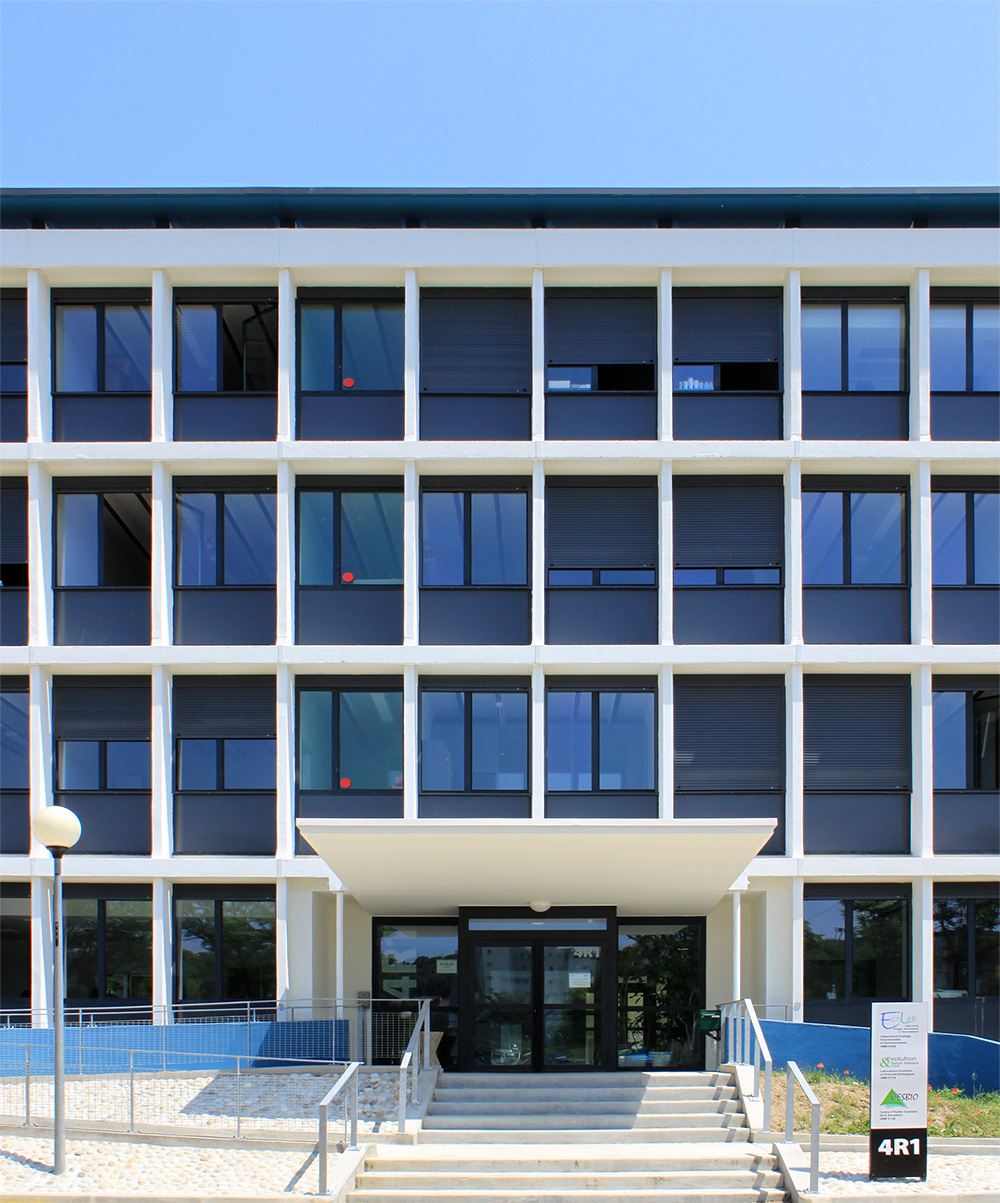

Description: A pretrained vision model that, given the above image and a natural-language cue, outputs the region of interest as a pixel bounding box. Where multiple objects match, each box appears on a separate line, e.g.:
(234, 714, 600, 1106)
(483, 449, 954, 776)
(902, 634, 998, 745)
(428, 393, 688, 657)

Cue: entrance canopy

(297, 818, 775, 916)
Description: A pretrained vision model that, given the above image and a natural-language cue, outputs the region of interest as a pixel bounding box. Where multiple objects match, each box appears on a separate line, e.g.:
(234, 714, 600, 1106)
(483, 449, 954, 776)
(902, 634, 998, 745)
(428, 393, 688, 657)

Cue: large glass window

(176, 737, 276, 792)
(804, 893, 908, 1002)
(547, 687, 655, 793)
(0, 887, 31, 1005)
(0, 688, 29, 790)
(374, 921, 460, 1069)
(802, 302, 906, 392)
(55, 302, 152, 393)
(931, 303, 1000, 393)
(617, 922, 703, 1070)
(422, 488, 528, 587)
(932, 490, 999, 585)
(176, 301, 278, 393)
(55, 489, 151, 588)
(175, 893, 276, 1003)
(934, 896, 998, 1008)
(298, 488, 403, 586)
(298, 686, 403, 792)
(933, 689, 999, 791)
(803, 487, 906, 585)
(175, 488, 276, 586)
(63, 891, 153, 1003)
(420, 687, 528, 793)
(57, 739, 150, 791)
(299, 301, 404, 393)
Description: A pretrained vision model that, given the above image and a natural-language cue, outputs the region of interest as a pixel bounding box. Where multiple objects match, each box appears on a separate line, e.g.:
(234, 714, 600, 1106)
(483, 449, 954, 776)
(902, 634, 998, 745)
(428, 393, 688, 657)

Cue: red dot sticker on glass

(342, 572, 354, 583)
(340, 778, 352, 789)
(343, 378, 355, 388)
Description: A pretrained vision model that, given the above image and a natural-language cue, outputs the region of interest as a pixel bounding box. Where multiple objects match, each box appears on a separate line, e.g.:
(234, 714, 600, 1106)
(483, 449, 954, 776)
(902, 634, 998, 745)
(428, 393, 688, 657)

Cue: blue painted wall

(759, 1019, 999, 1097)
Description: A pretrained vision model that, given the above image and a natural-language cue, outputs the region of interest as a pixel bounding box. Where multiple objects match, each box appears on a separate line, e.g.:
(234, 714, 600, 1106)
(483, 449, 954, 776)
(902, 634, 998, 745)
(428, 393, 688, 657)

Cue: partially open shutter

(53, 677, 151, 739)
(804, 675, 910, 790)
(546, 294, 656, 364)
(673, 297, 781, 363)
(674, 676, 785, 790)
(420, 294, 531, 393)
(0, 481, 28, 565)
(547, 484, 657, 569)
(173, 676, 276, 738)
(674, 481, 783, 567)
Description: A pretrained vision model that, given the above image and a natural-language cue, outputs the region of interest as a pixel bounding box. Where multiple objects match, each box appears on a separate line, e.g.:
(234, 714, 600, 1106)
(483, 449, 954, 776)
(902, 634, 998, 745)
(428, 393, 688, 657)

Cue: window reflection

(850, 493, 903, 584)
(801, 305, 841, 391)
(932, 493, 967, 585)
(422, 493, 465, 586)
(847, 306, 905, 392)
(972, 306, 1000, 392)
(933, 692, 967, 789)
(0, 692, 29, 790)
(340, 691, 404, 790)
(802, 493, 843, 584)
(470, 493, 527, 585)
(930, 307, 966, 392)
(342, 304, 404, 391)
(341, 493, 403, 584)
(55, 306, 99, 393)
(546, 691, 592, 791)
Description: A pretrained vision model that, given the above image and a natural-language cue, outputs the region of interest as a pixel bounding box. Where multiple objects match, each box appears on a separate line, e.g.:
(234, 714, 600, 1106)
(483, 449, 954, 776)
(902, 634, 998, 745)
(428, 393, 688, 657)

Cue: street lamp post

(31, 805, 81, 1177)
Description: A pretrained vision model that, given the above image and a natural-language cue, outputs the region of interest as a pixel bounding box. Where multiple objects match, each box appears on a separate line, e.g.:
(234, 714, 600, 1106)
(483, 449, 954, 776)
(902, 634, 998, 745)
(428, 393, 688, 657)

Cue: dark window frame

(173, 736, 275, 793)
(62, 883, 153, 1005)
(51, 291, 153, 396)
(932, 683, 999, 792)
(804, 885, 912, 1003)
(420, 478, 531, 590)
(0, 287, 28, 397)
(545, 677, 658, 798)
(296, 291, 405, 401)
(544, 287, 657, 395)
(802, 476, 909, 588)
(55, 737, 151, 793)
(801, 291, 909, 395)
(931, 479, 999, 587)
(171, 885, 276, 1005)
(929, 292, 1000, 394)
(419, 677, 531, 796)
(173, 478, 277, 590)
(933, 888, 999, 1005)
(173, 292, 279, 395)
(52, 478, 152, 590)
(296, 478, 404, 593)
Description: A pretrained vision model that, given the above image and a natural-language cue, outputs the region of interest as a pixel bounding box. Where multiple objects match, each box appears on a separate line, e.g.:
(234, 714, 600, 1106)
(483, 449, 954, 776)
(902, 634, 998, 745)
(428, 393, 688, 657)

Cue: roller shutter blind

(53, 677, 151, 739)
(546, 295, 656, 365)
(673, 298, 781, 363)
(0, 295, 27, 364)
(803, 675, 910, 790)
(674, 482, 783, 568)
(420, 296, 531, 393)
(173, 676, 276, 738)
(674, 676, 785, 790)
(546, 485, 657, 569)
(0, 482, 28, 564)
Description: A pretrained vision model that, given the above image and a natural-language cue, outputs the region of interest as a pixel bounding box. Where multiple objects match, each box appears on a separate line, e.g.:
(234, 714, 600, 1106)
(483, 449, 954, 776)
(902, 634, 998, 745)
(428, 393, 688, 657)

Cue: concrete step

(358, 1170, 784, 1190)
(366, 1143, 772, 1172)
(421, 1112, 746, 1130)
(431, 1086, 736, 1103)
(435, 1072, 730, 1089)
(427, 1099, 740, 1117)
(416, 1127, 753, 1143)
(349, 1191, 785, 1203)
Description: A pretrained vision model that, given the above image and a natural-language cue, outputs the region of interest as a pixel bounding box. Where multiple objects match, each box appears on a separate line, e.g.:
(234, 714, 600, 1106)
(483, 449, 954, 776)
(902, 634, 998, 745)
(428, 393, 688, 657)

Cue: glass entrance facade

(373, 909, 704, 1072)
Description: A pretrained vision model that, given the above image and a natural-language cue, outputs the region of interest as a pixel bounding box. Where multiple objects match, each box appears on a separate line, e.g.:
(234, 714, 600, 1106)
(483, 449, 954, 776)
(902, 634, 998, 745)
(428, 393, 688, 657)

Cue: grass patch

(768, 1070, 1000, 1138)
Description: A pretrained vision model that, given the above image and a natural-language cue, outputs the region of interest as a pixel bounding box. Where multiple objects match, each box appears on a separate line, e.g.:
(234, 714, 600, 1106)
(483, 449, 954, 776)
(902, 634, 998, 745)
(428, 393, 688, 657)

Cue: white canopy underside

(297, 818, 775, 916)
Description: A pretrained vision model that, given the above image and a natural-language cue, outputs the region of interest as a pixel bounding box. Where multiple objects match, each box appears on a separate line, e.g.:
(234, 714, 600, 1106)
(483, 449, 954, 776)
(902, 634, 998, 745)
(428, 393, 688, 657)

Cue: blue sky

(1, 0, 997, 188)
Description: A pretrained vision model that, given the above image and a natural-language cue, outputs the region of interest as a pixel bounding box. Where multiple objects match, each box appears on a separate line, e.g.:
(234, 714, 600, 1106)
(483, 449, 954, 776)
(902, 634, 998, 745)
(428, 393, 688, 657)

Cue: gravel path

(816, 1151, 999, 1195)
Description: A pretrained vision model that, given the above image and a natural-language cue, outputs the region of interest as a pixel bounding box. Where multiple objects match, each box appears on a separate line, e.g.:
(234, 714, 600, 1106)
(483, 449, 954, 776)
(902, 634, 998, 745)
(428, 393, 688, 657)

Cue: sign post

(869, 1002, 928, 1181)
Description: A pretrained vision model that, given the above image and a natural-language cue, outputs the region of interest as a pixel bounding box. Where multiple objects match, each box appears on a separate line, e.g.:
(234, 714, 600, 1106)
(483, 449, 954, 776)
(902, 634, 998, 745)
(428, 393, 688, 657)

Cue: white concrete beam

(31, 875, 54, 1028)
(276, 462, 294, 646)
(531, 664, 545, 820)
(150, 666, 172, 859)
(275, 875, 290, 1006)
(911, 876, 934, 1015)
(151, 877, 172, 1022)
(659, 462, 673, 645)
(790, 875, 804, 1022)
(660, 666, 673, 818)
(403, 462, 418, 645)
(531, 462, 545, 646)
(403, 665, 417, 820)
(913, 461, 933, 646)
(786, 664, 804, 859)
(912, 666, 934, 858)
(785, 462, 803, 646)
(150, 463, 172, 646)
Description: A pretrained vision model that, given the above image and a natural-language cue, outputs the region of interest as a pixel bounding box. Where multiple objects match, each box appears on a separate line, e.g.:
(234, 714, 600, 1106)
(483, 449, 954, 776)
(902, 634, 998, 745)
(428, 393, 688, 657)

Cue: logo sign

(869, 1002, 928, 1181)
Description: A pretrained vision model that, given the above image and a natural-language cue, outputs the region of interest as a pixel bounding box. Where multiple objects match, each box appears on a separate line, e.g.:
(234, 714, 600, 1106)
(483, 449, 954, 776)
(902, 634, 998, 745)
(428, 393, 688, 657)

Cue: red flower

(817, 1063, 824, 1069)
(952, 1087, 960, 1094)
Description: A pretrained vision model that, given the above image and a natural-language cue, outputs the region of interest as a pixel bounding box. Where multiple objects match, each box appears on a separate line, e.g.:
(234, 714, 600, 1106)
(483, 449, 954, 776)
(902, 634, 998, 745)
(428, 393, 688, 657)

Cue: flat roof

(2, 187, 997, 230)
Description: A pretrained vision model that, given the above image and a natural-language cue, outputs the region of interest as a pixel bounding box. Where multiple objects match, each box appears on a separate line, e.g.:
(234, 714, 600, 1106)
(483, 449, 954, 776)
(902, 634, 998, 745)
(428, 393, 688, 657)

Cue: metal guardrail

(785, 1059, 821, 1194)
(719, 997, 773, 1132)
(317, 1061, 361, 1197)
(397, 998, 431, 1133)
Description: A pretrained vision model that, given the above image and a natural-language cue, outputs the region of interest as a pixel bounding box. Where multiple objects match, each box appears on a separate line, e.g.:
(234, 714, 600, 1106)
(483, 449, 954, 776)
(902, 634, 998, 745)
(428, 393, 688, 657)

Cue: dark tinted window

(55, 304, 151, 393)
(0, 690, 29, 789)
(803, 489, 906, 585)
(547, 688, 654, 792)
(176, 302, 278, 393)
(299, 490, 403, 586)
(56, 490, 151, 588)
(422, 489, 527, 587)
(176, 489, 275, 586)
(298, 687, 403, 792)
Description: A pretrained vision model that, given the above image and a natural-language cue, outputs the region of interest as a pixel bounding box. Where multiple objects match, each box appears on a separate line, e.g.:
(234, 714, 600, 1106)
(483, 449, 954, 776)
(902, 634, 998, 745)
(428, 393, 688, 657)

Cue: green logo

(881, 1089, 907, 1107)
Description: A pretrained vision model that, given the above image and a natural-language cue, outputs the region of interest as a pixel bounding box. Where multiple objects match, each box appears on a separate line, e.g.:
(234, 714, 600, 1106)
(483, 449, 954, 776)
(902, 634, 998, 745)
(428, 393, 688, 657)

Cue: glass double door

(465, 937, 605, 1071)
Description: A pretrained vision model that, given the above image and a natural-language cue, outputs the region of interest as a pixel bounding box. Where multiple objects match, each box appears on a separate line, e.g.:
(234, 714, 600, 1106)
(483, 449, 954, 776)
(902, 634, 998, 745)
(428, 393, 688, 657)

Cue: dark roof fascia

(1, 187, 997, 230)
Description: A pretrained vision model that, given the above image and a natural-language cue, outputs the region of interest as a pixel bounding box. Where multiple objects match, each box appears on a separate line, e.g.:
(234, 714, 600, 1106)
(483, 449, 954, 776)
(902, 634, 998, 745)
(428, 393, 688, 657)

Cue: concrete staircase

(346, 1071, 786, 1202)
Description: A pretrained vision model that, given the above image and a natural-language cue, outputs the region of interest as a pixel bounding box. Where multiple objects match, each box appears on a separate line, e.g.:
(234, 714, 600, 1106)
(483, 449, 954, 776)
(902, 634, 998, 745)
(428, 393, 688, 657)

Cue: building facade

(0, 188, 997, 1072)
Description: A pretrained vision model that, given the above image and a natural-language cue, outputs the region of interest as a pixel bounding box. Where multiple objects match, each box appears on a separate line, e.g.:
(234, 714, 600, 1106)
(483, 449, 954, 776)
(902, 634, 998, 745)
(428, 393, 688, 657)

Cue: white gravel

(815, 1151, 1000, 1195)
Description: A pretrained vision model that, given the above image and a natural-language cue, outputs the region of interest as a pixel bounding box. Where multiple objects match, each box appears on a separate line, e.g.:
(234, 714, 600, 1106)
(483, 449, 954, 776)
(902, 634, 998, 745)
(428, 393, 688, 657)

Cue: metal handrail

(397, 998, 431, 1133)
(785, 1059, 820, 1194)
(317, 1060, 361, 1196)
(718, 997, 773, 1132)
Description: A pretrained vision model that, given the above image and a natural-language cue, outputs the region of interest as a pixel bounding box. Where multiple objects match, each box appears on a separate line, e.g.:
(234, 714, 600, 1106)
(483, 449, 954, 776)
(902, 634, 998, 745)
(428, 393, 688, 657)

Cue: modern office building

(0, 188, 997, 1073)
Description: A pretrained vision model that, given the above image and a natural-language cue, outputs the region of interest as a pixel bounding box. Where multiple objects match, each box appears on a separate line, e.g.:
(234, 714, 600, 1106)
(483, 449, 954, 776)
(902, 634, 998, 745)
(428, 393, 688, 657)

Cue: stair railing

(785, 1059, 820, 1193)
(718, 997, 773, 1132)
(397, 997, 432, 1134)
(317, 1060, 361, 1196)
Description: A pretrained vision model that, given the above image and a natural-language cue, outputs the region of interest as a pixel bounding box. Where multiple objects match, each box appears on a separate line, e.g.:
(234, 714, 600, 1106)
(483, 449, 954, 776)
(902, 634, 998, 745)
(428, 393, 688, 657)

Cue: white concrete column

(784, 269, 802, 441)
(790, 875, 804, 1022)
(276, 664, 295, 860)
(275, 876, 290, 1005)
(403, 462, 419, 645)
(658, 269, 673, 442)
(911, 269, 931, 442)
(786, 664, 804, 859)
(731, 889, 743, 1001)
(659, 666, 674, 818)
(277, 268, 295, 442)
(150, 269, 173, 443)
(912, 665, 934, 858)
(335, 891, 346, 1006)
(151, 878, 173, 1023)
(911, 876, 934, 1015)
(31, 876, 54, 1028)
(531, 269, 545, 442)
(531, 665, 545, 820)
(659, 462, 673, 645)
(150, 666, 172, 858)
(150, 463, 172, 646)
(913, 461, 932, 646)
(531, 463, 545, 646)
(785, 461, 803, 645)
(29, 666, 53, 857)
(26, 270, 50, 443)
(27, 463, 52, 646)
(403, 666, 418, 819)
(276, 462, 295, 646)
(404, 270, 419, 441)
